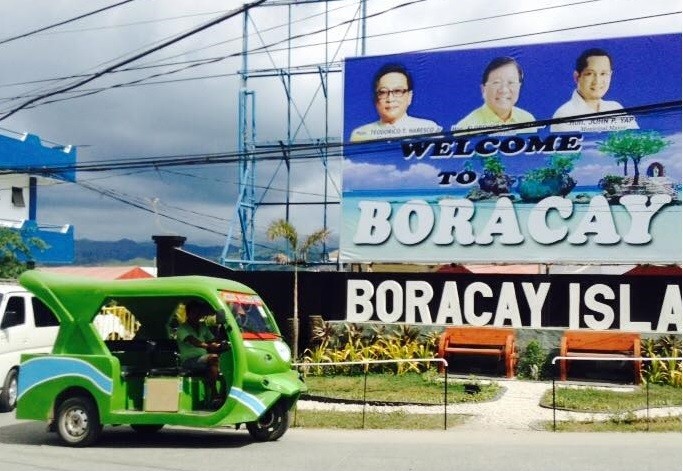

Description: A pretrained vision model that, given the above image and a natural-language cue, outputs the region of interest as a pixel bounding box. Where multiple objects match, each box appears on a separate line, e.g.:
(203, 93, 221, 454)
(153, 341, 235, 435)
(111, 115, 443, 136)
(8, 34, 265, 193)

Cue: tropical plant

(310, 321, 337, 349)
(266, 219, 330, 359)
(388, 324, 422, 344)
(641, 335, 682, 387)
(0, 227, 46, 278)
(301, 323, 439, 376)
(598, 130, 669, 185)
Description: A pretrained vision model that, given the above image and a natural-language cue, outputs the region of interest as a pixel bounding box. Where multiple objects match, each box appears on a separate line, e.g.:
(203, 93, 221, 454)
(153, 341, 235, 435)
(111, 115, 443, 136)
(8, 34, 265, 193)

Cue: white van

(0, 281, 59, 412)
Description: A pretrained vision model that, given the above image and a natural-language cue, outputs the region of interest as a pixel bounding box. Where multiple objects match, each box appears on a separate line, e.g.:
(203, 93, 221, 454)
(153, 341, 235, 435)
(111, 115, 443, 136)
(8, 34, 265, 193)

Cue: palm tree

(266, 219, 330, 359)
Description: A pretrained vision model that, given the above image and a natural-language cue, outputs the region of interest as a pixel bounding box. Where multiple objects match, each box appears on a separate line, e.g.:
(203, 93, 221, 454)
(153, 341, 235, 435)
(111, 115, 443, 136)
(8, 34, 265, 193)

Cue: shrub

(641, 335, 682, 387)
(516, 340, 551, 380)
(301, 322, 438, 376)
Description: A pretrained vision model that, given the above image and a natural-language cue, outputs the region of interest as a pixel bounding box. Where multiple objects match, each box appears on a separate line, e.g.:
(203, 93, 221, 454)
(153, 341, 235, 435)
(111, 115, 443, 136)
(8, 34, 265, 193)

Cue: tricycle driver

(176, 300, 228, 409)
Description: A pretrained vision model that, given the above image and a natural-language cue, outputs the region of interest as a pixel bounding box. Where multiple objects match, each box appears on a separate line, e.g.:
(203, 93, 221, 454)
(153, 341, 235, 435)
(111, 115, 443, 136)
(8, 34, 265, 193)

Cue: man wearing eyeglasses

(349, 63, 441, 142)
(551, 48, 638, 132)
(451, 56, 537, 135)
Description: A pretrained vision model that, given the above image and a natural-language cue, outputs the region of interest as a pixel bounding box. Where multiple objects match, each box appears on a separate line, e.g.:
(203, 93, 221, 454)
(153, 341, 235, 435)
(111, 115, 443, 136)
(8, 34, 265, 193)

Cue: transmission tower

(220, 0, 367, 268)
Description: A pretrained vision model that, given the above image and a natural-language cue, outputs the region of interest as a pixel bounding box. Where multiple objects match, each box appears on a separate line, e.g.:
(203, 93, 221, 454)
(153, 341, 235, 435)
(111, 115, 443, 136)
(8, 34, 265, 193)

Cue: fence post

(362, 362, 369, 429)
(552, 358, 557, 432)
(646, 379, 650, 432)
(443, 359, 448, 430)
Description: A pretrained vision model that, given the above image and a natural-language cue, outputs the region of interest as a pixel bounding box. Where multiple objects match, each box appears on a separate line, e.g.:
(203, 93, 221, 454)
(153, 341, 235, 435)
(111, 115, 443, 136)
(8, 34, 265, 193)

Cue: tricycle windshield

(220, 291, 278, 336)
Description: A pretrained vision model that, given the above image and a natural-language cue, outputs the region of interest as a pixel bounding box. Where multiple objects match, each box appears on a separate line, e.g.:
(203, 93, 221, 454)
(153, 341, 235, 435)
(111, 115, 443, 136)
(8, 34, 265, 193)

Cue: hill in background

(75, 238, 223, 265)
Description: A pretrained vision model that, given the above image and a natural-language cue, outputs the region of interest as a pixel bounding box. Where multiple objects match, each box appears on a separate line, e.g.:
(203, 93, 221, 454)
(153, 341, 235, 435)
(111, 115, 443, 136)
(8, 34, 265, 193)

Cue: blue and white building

(0, 132, 75, 264)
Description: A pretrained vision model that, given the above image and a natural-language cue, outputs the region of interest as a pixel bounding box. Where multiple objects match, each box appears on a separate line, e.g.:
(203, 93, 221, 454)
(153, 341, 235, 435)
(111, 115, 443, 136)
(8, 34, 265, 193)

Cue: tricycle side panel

(17, 354, 118, 422)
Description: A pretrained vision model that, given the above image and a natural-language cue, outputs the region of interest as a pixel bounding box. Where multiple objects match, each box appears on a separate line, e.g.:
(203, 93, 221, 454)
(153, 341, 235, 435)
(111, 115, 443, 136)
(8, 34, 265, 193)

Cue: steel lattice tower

(220, 0, 367, 268)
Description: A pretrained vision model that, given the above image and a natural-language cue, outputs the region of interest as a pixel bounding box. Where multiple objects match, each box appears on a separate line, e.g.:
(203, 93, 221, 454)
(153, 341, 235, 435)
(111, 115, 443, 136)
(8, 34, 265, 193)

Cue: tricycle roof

(19, 271, 256, 324)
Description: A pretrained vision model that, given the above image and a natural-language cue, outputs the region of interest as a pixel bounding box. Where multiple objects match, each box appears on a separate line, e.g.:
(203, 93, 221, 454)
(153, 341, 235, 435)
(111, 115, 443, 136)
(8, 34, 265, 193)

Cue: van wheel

(0, 369, 18, 412)
(56, 396, 102, 447)
(130, 424, 164, 433)
(246, 401, 289, 441)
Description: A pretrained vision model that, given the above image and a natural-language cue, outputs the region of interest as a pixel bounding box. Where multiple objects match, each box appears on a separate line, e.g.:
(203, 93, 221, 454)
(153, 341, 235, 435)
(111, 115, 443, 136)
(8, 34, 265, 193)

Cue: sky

(0, 0, 679, 252)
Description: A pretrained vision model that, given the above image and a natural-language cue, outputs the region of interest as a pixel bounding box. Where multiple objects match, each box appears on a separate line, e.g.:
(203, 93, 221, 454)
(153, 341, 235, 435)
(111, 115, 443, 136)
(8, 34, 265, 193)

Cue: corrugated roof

(38, 266, 154, 280)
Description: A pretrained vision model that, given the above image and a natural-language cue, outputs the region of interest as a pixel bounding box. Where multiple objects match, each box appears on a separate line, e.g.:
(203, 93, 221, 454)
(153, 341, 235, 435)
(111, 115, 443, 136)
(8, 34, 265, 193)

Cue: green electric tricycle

(16, 271, 305, 447)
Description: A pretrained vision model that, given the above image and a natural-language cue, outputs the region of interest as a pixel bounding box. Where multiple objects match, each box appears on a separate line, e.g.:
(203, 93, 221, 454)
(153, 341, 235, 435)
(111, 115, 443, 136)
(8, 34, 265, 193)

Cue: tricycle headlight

(274, 340, 291, 362)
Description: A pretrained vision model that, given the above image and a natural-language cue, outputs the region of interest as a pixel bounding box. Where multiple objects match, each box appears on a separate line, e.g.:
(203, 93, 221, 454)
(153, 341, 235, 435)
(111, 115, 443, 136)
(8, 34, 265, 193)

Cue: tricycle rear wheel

(56, 396, 103, 447)
(246, 401, 289, 441)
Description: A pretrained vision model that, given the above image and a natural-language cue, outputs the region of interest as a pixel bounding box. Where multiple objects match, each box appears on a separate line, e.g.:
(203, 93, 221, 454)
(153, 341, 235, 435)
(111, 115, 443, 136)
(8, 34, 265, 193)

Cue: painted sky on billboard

(340, 33, 682, 264)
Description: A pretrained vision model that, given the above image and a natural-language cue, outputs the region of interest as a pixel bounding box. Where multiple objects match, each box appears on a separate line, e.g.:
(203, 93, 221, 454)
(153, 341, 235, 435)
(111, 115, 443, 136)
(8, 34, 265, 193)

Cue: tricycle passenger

(177, 300, 227, 409)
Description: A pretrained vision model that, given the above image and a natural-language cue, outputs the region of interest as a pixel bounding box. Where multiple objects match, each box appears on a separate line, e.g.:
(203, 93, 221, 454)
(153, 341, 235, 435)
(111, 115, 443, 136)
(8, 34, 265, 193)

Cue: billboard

(341, 34, 682, 264)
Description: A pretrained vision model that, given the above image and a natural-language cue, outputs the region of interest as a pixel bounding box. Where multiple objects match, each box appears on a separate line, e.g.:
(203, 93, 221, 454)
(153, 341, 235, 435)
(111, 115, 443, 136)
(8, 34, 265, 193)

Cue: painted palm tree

(266, 219, 330, 359)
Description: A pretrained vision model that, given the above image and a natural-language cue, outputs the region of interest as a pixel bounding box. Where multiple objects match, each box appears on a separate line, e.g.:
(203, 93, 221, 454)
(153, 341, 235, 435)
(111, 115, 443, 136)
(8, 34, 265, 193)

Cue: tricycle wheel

(130, 424, 164, 433)
(56, 396, 103, 447)
(246, 401, 289, 441)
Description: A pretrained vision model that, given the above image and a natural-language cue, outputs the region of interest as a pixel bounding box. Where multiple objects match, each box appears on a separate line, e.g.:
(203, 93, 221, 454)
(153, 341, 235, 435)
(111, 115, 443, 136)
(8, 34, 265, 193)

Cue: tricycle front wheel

(246, 401, 289, 441)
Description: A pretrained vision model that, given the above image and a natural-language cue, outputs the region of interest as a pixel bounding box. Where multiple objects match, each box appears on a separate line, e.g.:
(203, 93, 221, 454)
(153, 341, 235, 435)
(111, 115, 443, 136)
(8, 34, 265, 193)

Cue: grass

(542, 415, 681, 432)
(292, 410, 466, 430)
(295, 373, 682, 432)
(539, 384, 682, 413)
(301, 371, 501, 405)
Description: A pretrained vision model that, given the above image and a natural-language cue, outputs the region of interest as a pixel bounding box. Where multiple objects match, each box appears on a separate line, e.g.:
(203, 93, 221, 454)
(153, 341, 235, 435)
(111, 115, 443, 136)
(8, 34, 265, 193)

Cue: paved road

(0, 414, 680, 471)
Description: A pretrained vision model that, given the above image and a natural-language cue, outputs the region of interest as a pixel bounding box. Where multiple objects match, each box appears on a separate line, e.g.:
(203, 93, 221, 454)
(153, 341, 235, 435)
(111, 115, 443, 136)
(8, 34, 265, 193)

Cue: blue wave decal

(18, 357, 112, 400)
(229, 387, 266, 416)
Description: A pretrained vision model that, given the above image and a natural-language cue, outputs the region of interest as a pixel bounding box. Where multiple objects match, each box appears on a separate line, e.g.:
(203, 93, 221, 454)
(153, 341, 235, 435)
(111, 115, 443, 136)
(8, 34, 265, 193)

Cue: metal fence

(293, 358, 449, 429)
(293, 356, 681, 432)
(550, 356, 683, 431)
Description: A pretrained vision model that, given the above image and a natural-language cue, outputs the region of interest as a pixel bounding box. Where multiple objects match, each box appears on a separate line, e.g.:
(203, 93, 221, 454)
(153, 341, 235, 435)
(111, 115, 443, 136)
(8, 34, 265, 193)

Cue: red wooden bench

(437, 326, 516, 378)
(559, 330, 641, 384)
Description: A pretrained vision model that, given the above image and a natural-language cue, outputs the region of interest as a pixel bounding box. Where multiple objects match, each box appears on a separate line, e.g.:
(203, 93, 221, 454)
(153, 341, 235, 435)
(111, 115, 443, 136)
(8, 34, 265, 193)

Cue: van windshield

(219, 291, 278, 336)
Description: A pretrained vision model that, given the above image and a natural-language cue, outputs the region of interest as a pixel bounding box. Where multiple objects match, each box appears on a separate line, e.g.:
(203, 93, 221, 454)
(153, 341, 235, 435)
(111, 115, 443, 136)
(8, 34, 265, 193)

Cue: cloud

(343, 159, 441, 190)
(0, 0, 679, 250)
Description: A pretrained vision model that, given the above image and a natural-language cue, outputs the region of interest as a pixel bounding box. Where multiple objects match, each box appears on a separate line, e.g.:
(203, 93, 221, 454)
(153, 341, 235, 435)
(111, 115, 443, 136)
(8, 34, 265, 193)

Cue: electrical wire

(0, 1, 356, 90)
(0, 0, 268, 122)
(0, 0, 414, 110)
(1, 9, 678, 111)
(2, 101, 679, 177)
(0, 0, 136, 46)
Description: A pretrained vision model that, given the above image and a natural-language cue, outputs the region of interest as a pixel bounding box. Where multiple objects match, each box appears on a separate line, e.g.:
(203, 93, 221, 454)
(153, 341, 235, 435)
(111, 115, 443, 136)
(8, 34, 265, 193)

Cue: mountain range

(75, 238, 223, 265)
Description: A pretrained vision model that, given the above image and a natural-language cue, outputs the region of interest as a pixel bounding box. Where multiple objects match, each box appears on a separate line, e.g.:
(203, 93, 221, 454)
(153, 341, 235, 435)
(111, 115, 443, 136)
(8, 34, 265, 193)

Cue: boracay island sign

(341, 34, 682, 264)
(345, 275, 681, 333)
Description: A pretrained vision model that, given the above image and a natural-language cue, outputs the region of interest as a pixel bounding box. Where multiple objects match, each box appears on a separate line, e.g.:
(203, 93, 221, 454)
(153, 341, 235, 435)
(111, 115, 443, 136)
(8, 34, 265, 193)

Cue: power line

(0, 0, 268, 123)
(75, 179, 229, 237)
(0, 0, 355, 108)
(0, 0, 136, 46)
(31, 9, 233, 36)
(2, 8, 678, 111)
(0, 0, 410, 111)
(0, 1, 356, 91)
(2, 101, 679, 177)
(74, 178, 308, 250)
